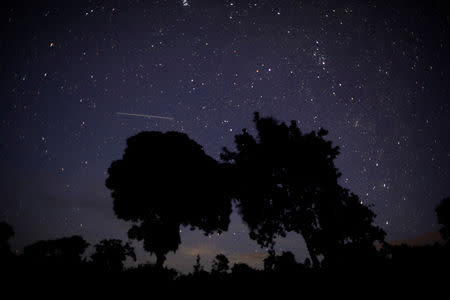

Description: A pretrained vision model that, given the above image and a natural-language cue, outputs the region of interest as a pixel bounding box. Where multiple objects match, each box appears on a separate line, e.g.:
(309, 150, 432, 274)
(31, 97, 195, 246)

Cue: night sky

(1, 0, 449, 273)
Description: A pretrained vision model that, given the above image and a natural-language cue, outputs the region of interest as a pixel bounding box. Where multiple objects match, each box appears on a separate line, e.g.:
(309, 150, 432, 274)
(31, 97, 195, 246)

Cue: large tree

(106, 131, 232, 267)
(221, 112, 385, 268)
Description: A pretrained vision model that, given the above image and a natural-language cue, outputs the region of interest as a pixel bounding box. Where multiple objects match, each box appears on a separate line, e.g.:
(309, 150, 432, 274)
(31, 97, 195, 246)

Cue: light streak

(116, 112, 174, 120)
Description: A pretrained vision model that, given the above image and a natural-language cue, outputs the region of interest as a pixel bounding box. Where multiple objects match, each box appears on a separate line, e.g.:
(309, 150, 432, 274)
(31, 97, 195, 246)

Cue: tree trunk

(155, 253, 166, 269)
(304, 237, 320, 268)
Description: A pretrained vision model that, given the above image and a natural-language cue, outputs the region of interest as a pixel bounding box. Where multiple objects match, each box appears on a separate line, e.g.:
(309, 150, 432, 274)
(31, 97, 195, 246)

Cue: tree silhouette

(91, 239, 136, 272)
(211, 253, 229, 274)
(273, 251, 297, 273)
(106, 131, 232, 267)
(222, 112, 385, 268)
(23, 235, 89, 271)
(436, 197, 450, 241)
(193, 254, 204, 274)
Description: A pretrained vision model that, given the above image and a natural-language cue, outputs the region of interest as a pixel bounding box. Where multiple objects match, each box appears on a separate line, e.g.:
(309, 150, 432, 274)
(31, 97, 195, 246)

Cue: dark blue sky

(1, 0, 449, 273)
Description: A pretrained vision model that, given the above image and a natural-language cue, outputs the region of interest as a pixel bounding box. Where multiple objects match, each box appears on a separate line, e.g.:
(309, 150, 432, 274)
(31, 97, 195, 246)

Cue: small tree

(23, 235, 89, 270)
(212, 253, 229, 274)
(91, 239, 136, 272)
(193, 254, 204, 274)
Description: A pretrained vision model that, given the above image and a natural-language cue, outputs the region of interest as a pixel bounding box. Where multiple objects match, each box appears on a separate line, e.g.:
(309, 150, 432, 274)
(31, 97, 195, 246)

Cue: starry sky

(1, 0, 449, 273)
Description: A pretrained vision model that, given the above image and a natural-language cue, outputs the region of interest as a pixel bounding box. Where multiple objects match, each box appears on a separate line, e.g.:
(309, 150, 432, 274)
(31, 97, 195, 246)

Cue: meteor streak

(116, 112, 174, 120)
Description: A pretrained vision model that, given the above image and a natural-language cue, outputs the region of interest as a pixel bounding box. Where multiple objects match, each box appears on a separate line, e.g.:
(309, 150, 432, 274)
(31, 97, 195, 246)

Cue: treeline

(0, 222, 449, 292)
(1, 112, 449, 290)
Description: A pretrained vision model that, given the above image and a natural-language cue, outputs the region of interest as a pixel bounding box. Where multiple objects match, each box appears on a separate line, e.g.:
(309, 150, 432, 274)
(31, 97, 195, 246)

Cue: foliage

(105, 131, 232, 266)
(222, 112, 385, 268)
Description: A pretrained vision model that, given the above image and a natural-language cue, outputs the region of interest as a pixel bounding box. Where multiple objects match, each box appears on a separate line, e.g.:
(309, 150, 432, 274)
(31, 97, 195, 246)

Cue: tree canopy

(105, 131, 232, 266)
(221, 112, 385, 268)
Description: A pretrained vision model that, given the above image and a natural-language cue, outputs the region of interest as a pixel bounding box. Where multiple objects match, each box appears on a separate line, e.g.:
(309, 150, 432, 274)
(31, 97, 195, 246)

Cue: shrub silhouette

(91, 239, 136, 272)
(211, 253, 230, 274)
(231, 262, 255, 274)
(222, 112, 385, 268)
(23, 235, 89, 272)
(105, 131, 232, 267)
